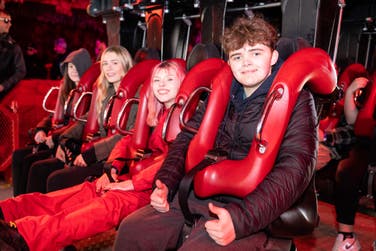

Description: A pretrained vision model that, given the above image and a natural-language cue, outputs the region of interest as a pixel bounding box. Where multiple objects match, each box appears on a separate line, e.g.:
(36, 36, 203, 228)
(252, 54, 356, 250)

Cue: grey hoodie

(59, 48, 92, 77)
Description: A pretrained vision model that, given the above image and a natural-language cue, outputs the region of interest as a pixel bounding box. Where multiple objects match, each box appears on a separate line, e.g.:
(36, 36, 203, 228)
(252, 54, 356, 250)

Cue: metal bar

(313, 0, 321, 47)
(175, 14, 200, 20)
(226, 2, 281, 12)
(364, 34, 372, 69)
(333, 0, 346, 64)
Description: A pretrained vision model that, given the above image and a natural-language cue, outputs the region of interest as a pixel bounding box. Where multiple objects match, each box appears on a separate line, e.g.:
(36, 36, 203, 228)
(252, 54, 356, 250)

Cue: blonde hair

(147, 61, 186, 127)
(96, 45, 133, 116)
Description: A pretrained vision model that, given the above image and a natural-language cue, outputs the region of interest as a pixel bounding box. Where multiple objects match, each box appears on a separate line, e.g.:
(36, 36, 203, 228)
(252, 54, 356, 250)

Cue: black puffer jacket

(155, 59, 318, 238)
(0, 33, 26, 97)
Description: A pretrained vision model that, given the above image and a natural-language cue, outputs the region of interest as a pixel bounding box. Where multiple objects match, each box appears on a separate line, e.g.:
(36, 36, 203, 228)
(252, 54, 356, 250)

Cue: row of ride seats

(41, 46, 340, 250)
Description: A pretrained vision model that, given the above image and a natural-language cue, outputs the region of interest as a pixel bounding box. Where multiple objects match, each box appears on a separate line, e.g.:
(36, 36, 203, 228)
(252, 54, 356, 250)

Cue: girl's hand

(96, 173, 110, 193)
(55, 145, 66, 163)
(104, 180, 134, 191)
(34, 130, 47, 144)
(73, 154, 87, 167)
(95, 171, 119, 193)
(45, 135, 54, 149)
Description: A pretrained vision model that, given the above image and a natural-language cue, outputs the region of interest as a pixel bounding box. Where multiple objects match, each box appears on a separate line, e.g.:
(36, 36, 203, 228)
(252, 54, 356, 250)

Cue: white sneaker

(332, 233, 361, 251)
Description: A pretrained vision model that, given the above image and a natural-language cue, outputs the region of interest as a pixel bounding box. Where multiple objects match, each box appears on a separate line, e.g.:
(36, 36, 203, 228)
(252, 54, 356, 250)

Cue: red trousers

(0, 181, 150, 251)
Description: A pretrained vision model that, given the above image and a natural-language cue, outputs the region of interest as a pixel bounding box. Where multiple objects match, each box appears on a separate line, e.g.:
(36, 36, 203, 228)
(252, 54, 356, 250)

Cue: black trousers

(26, 157, 65, 193)
(11, 146, 53, 196)
(114, 192, 292, 251)
(334, 138, 372, 225)
(46, 162, 104, 192)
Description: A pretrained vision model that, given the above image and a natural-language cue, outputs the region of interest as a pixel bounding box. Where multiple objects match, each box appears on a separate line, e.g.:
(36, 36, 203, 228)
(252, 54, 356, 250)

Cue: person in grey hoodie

(11, 48, 92, 196)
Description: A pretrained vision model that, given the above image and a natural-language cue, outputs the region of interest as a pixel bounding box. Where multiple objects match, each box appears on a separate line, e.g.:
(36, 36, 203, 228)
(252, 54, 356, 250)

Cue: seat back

(124, 59, 185, 176)
(116, 60, 187, 154)
(266, 176, 319, 238)
(186, 43, 221, 71)
(80, 59, 161, 151)
(65, 62, 101, 123)
(164, 58, 226, 143)
(354, 71, 376, 137)
(105, 59, 161, 136)
(130, 58, 225, 176)
(42, 62, 100, 128)
(320, 63, 368, 131)
(79, 86, 100, 144)
(276, 37, 312, 61)
(183, 64, 232, 172)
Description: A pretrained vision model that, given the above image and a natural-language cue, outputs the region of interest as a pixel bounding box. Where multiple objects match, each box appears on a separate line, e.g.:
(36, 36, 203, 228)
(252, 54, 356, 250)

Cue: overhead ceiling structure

(2, 0, 88, 9)
(1, 0, 88, 15)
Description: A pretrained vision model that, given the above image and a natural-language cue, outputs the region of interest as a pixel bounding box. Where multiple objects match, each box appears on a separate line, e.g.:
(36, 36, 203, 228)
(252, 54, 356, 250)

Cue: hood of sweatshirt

(60, 48, 92, 78)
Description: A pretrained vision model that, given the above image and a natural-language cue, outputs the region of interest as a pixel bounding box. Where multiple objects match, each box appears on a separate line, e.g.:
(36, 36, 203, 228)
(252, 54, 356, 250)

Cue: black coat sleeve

(1, 44, 26, 92)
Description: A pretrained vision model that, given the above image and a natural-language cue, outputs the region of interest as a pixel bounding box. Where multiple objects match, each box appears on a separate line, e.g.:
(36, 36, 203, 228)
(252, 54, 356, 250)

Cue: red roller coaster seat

(79, 59, 161, 152)
(64, 62, 101, 124)
(130, 58, 226, 176)
(354, 71, 376, 138)
(178, 48, 337, 239)
(184, 48, 337, 198)
(42, 62, 101, 128)
(320, 63, 368, 131)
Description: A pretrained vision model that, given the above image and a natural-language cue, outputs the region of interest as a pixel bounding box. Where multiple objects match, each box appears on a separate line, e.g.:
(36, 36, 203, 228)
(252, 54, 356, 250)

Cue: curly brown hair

(221, 16, 278, 56)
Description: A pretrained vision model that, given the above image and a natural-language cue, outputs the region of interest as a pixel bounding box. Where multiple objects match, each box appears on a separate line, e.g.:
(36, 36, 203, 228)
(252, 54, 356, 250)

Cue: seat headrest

(134, 47, 161, 64)
(186, 43, 220, 71)
(276, 37, 312, 61)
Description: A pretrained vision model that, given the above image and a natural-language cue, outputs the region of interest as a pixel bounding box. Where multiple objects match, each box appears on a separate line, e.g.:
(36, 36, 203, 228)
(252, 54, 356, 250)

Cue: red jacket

(109, 109, 170, 192)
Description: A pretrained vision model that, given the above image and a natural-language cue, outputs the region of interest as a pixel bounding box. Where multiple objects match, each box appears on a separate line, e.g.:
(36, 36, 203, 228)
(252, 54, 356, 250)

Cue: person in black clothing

(0, 9, 26, 100)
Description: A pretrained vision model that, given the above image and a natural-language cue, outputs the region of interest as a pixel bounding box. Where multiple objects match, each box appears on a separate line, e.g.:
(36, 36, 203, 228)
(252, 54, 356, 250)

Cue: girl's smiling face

(67, 63, 80, 84)
(152, 68, 181, 108)
(101, 51, 126, 85)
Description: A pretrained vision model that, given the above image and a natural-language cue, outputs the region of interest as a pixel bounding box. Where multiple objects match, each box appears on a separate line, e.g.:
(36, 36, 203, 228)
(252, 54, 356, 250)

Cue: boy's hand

(150, 179, 170, 212)
(205, 203, 236, 246)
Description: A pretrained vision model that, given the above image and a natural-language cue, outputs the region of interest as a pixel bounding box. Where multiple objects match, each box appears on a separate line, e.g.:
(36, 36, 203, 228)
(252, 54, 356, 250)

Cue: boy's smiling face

(228, 43, 278, 97)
